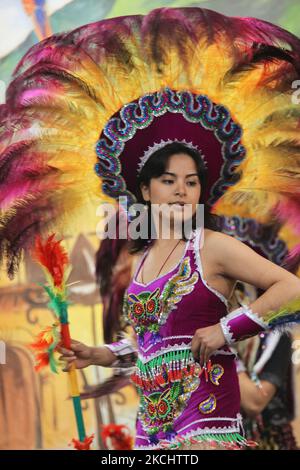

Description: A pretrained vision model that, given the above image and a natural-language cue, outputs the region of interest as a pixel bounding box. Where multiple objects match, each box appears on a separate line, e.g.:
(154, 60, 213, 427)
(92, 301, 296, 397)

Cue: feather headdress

(1, 8, 300, 277)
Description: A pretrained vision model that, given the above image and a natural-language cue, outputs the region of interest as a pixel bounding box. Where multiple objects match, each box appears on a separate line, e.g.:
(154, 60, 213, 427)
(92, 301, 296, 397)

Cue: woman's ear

(140, 183, 150, 202)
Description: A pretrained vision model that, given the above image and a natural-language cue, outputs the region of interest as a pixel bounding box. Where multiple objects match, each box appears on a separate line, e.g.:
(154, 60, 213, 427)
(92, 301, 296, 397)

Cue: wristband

(220, 304, 268, 345)
(104, 338, 137, 368)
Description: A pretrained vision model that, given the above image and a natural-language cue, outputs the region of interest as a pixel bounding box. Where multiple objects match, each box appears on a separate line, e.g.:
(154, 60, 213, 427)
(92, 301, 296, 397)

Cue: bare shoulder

(203, 228, 299, 289)
(203, 228, 231, 243)
(202, 228, 234, 251)
(203, 229, 240, 252)
(201, 228, 231, 272)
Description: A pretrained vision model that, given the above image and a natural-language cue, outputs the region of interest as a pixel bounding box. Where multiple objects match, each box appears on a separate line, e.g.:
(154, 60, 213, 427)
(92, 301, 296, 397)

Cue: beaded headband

(136, 139, 208, 175)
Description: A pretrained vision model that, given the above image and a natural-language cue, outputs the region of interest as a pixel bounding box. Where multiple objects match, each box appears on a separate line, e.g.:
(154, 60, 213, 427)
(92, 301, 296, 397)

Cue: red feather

(29, 325, 57, 350)
(101, 424, 134, 450)
(33, 233, 69, 287)
(34, 352, 50, 371)
(70, 434, 94, 450)
(29, 323, 60, 372)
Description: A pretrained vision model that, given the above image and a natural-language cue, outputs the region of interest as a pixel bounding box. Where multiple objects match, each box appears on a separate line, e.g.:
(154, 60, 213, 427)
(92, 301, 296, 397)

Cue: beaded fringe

(158, 432, 257, 450)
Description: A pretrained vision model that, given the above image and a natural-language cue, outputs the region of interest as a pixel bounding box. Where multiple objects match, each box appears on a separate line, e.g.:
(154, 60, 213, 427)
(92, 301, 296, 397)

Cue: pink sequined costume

(124, 227, 246, 450)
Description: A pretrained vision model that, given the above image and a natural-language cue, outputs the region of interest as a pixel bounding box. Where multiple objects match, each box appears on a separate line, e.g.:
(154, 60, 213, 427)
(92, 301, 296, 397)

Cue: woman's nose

(175, 183, 186, 196)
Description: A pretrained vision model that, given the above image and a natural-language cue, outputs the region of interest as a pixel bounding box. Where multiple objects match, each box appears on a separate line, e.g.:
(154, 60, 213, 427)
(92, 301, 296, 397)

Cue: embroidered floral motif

(199, 394, 217, 414)
(209, 364, 224, 386)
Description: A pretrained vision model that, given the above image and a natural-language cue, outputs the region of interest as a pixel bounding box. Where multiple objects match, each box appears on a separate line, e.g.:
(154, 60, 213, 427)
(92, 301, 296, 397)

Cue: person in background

(232, 283, 299, 450)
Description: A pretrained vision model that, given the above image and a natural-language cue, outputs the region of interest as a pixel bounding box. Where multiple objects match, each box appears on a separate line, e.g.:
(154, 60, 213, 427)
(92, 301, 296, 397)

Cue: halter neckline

(133, 228, 199, 287)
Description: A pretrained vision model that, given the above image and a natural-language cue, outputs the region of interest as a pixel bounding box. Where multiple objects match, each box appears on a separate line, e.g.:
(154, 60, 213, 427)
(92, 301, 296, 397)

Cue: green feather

(264, 295, 300, 323)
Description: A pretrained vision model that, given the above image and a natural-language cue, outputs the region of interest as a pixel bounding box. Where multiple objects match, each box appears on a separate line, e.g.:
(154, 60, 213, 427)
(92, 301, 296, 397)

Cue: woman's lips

(169, 203, 185, 210)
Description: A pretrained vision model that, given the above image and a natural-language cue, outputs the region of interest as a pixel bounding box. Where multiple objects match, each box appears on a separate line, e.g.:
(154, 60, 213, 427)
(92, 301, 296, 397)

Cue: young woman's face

(141, 153, 201, 225)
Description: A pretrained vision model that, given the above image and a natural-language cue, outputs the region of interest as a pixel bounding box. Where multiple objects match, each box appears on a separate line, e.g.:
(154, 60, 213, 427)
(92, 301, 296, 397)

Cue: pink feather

(275, 199, 300, 235)
(282, 243, 300, 274)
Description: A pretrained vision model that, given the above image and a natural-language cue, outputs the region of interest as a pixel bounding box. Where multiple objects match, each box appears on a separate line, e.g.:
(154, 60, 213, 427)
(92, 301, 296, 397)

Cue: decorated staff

(30, 234, 93, 450)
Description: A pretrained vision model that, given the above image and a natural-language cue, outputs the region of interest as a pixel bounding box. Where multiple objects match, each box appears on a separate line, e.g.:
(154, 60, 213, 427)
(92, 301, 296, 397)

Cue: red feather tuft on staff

(34, 352, 50, 371)
(70, 434, 94, 450)
(29, 324, 58, 350)
(101, 424, 134, 450)
(33, 233, 69, 288)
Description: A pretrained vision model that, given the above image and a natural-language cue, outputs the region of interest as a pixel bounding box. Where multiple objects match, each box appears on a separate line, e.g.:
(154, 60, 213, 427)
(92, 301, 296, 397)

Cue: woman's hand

(191, 323, 226, 366)
(57, 340, 117, 371)
(57, 340, 93, 371)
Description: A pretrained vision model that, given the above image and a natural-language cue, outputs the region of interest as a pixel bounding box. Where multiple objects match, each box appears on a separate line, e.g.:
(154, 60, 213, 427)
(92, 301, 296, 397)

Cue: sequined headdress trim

(137, 139, 208, 175)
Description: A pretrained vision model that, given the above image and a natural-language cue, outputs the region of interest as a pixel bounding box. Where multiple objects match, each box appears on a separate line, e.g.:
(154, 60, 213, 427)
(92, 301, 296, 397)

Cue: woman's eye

(162, 179, 198, 186)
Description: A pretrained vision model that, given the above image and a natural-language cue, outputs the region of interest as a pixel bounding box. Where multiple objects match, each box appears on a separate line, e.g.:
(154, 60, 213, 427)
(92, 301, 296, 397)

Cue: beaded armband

(220, 305, 268, 345)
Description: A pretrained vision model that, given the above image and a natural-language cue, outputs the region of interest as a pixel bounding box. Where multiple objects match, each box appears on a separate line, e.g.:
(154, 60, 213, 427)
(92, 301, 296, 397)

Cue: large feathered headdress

(1, 7, 300, 278)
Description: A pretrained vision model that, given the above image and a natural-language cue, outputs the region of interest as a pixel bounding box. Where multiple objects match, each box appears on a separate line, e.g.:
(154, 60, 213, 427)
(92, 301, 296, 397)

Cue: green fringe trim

(136, 348, 192, 374)
(161, 432, 257, 450)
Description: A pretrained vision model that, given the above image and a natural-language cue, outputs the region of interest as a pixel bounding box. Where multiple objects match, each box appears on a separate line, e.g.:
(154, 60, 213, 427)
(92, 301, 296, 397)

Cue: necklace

(141, 238, 183, 285)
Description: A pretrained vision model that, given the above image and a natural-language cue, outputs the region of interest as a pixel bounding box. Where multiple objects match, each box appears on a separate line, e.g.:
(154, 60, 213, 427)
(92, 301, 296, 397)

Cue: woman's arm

(191, 232, 300, 365)
(58, 340, 119, 370)
(238, 372, 276, 418)
(238, 333, 292, 417)
(214, 231, 300, 317)
(59, 337, 137, 370)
